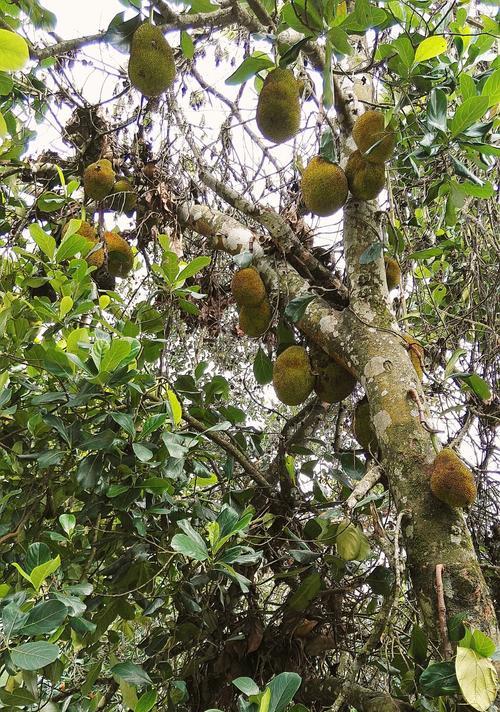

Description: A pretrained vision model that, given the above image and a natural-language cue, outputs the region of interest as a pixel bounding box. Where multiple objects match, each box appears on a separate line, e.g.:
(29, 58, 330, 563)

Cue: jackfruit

(231, 268, 266, 308)
(403, 334, 424, 381)
(430, 448, 477, 507)
(301, 156, 348, 217)
(62, 221, 104, 268)
(352, 110, 396, 163)
(345, 150, 385, 201)
(239, 299, 271, 338)
(384, 256, 401, 290)
(256, 68, 301, 144)
(83, 159, 115, 201)
(128, 22, 175, 97)
(109, 178, 137, 213)
(104, 232, 134, 278)
(353, 397, 378, 453)
(311, 346, 356, 403)
(272, 345, 314, 406)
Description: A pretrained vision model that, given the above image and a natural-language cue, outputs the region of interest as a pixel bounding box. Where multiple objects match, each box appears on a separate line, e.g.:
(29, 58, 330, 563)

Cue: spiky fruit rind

(301, 156, 348, 217)
(352, 110, 396, 163)
(311, 347, 356, 403)
(345, 150, 385, 201)
(256, 68, 301, 144)
(430, 448, 477, 507)
(353, 397, 378, 453)
(128, 22, 175, 97)
(384, 256, 401, 290)
(62, 221, 104, 268)
(273, 345, 314, 406)
(83, 159, 115, 201)
(231, 268, 267, 308)
(239, 299, 271, 338)
(110, 178, 137, 213)
(104, 232, 134, 277)
(403, 333, 424, 381)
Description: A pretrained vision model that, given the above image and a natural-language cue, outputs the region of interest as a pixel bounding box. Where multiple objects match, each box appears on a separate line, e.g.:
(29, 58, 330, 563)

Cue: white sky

(43, 0, 124, 36)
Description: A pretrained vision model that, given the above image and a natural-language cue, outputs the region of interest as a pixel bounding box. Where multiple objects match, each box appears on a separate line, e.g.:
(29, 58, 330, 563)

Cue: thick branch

(300, 676, 413, 711)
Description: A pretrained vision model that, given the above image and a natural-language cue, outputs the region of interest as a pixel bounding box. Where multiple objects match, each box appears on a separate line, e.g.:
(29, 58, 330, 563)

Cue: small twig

(436, 564, 453, 659)
(346, 463, 382, 509)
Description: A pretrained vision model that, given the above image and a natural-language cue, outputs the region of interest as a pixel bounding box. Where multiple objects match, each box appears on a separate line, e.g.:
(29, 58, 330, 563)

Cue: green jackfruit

(62, 220, 104, 268)
(301, 156, 348, 217)
(352, 110, 395, 163)
(311, 346, 356, 403)
(403, 333, 424, 381)
(273, 345, 314, 406)
(345, 150, 385, 201)
(239, 299, 271, 337)
(128, 22, 175, 97)
(353, 397, 378, 453)
(104, 232, 134, 277)
(83, 159, 115, 201)
(384, 255, 401, 290)
(430, 448, 477, 507)
(231, 268, 266, 308)
(256, 68, 301, 144)
(109, 178, 137, 213)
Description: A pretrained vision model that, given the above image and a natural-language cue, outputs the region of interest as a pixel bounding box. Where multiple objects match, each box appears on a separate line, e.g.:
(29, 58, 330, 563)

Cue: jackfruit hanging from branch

(301, 156, 348, 217)
(256, 68, 301, 144)
(128, 22, 176, 97)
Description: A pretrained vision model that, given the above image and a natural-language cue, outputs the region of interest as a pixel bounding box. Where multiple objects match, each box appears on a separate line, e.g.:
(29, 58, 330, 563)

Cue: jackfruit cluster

(256, 68, 301, 144)
(231, 268, 267, 308)
(128, 22, 176, 97)
(403, 333, 424, 381)
(301, 156, 348, 217)
(345, 150, 385, 201)
(384, 255, 401, 291)
(83, 159, 115, 201)
(62, 220, 104, 268)
(344, 110, 396, 203)
(430, 448, 477, 508)
(273, 345, 314, 406)
(353, 397, 378, 453)
(232, 267, 271, 337)
(108, 178, 137, 213)
(311, 346, 356, 403)
(352, 110, 396, 164)
(104, 232, 134, 278)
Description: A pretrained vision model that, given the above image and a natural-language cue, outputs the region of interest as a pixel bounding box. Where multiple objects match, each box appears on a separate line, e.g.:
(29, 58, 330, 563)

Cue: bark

(300, 676, 414, 711)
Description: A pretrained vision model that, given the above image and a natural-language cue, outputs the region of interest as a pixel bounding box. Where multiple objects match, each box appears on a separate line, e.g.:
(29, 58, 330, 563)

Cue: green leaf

(167, 388, 182, 426)
(456, 647, 498, 711)
(2, 602, 28, 641)
(111, 661, 152, 688)
(253, 347, 273, 385)
(420, 661, 460, 696)
(55, 232, 89, 262)
(260, 687, 271, 712)
(460, 629, 497, 658)
(414, 35, 447, 63)
(450, 96, 489, 137)
(288, 572, 322, 611)
(454, 373, 492, 402)
(459, 73, 476, 101)
(481, 68, 500, 108)
(319, 128, 337, 164)
(0, 110, 7, 138)
(225, 53, 274, 85)
(172, 520, 209, 561)
(284, 294, 315, 323)
(136, 689, 158, 712)
(59, 295, 73, 319)
(0, 29, 29, 71)
(177, 255, 211, 282)
(110, 412, 135, 437)
(20, 599, 68, 635)
(322, 41, 333, 109)
(30, 555, 61, 591)
(409, 624, 428, 664)
(132, 443, 154, 462)
(268, 672, 302, 712)
(36, 191, 66, 213)
(59, 513, 76, 536)
(180, 31, 195, 59)
(0, 688, 37, 707)
(444, 348, 467, 379)
(233, 677, 260, 695)
(10, 642, 59, 670)
(100, 339, 132, 372)
(328, 27, 352, 56)
(427, 88, 447, 132)
(29, 223, 56, 260)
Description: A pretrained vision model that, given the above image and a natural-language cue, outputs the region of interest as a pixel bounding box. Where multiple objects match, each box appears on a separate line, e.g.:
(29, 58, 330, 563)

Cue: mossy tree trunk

(179, 196, 499, 646)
